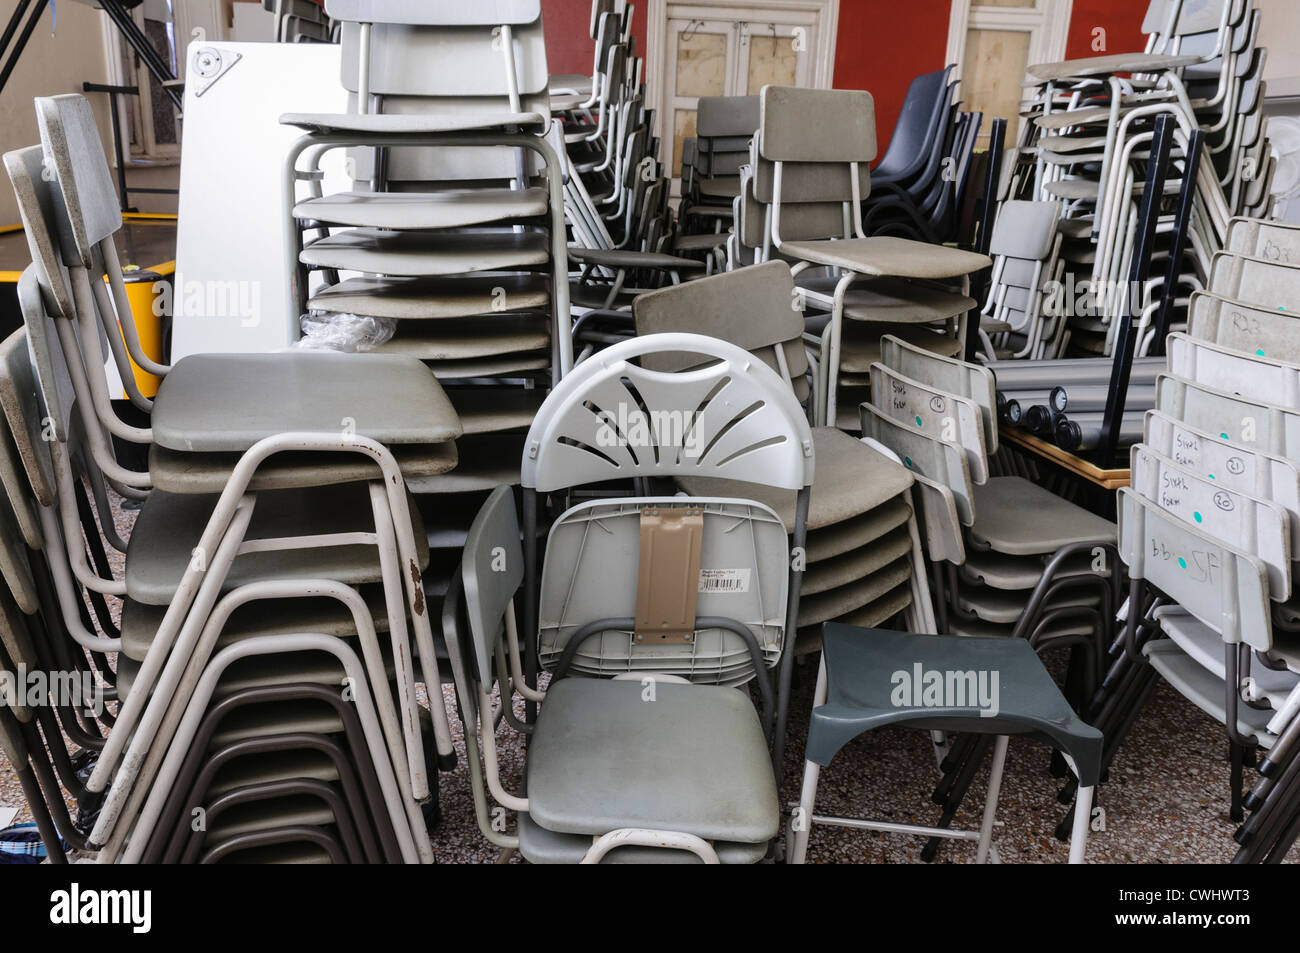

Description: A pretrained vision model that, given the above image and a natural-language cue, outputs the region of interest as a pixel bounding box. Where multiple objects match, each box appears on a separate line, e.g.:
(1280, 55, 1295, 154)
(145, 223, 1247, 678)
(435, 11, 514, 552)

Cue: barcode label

(699, 568, 751, 593)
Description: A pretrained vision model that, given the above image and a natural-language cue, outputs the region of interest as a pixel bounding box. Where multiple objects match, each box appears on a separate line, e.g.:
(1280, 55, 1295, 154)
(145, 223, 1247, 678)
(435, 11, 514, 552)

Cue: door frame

(945, 0, 1074, 82)
(646, 0, 840, 128)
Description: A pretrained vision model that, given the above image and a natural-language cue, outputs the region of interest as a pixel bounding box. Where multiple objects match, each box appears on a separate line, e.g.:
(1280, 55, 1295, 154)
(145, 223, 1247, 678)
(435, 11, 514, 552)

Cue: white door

(660, 6, 820, 193)
(947, 0, 1074, 149)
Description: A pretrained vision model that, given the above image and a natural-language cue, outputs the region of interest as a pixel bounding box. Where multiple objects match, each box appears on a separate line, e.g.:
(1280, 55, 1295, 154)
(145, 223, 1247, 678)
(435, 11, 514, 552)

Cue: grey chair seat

(148, 441, 459, 494)
(307, 273, 550, 319)
(800, 274, 975, 324)
(802, 525, 913, 596)
(968, 477, 1116, 556)
(805, 624, 1103, 784)
(1033, 106, 1112, 130)
(294, 188, 548, 230)
(407, 432, 524, 493)
(526, 677, 778, 844)
(960, 547, 1101, 591)
(281, 110, 549, 135)
(677, 426, 912, 531)
(125, 482, 430, 605)
(1156, 608, 1297, 707)
(425, 353, 550, 380)
(446, 387, 545, 435)
(549, 93, 588, 112)
(0, 497, 37, 615)
(200, 796, 340, 844)
(1143, 640, 1277, 749)
(795, 581, 913, 655)
(805, 497, 913, 563)
(567, 246, 705, 270)
(300, 229, 549, 276)
(517, 811, 767, 864)
(372, 314, 549, 361)
(780, 237, 991, 280)
(833, 323, 961, 373)
(953, 582, 1099, 626)
(1042, 179, 1100, 201)
(1037, 134, 1108, 153)
(151, 351, 461, 453)
(697, 177, 741, 199)
(944, 613, 1099, 640)
(798, 557, 911, 628)
(673, 232, 730, 252)
(1026, 52, 1201, 82)
(119, 585, 392, 662)
(204, 749, 345, 799)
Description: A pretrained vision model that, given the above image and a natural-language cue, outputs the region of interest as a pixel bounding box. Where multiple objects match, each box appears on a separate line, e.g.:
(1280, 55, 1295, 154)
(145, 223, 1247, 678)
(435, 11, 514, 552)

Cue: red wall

(541, 0, 1150, 151)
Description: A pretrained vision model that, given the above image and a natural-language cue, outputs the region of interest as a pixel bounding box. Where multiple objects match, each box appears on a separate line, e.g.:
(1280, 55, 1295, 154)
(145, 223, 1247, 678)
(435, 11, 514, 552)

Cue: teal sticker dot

(1208, 474, 1215, 480)
(1221, 433, 1229, 440)
(915, 415, 923, 427)
(1194, 511, 1203, 523)
(1178, 557, 1187, 569)
(1257, 349, 1267, 357)
(904, 457, 913, 468)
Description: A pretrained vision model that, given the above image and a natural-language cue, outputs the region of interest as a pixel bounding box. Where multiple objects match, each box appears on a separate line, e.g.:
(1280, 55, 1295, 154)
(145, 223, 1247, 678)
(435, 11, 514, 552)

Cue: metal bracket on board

(191, 47, 242, 98)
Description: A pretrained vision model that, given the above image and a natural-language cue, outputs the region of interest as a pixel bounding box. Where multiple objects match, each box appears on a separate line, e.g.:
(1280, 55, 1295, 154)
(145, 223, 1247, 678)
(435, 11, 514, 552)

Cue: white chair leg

(975, 735, 1009, 864)
(1069, 785, 1094, 864)
(789, 757, 821, 865)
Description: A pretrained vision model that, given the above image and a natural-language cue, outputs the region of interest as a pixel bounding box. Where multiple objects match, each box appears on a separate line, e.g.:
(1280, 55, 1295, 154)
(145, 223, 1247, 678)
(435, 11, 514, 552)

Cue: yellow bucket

(112, 268, 166, 399)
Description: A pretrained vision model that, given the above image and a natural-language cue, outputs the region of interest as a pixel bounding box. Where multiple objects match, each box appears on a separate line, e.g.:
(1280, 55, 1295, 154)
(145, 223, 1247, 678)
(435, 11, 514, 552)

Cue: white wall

(0, 2, 113, 224)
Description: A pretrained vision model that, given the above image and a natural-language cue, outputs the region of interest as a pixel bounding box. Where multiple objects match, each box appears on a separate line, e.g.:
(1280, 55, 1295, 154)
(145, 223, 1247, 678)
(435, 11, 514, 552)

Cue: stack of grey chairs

(547, 0, 619, 111)
(859, 333, 1120, 857)
(975, 199, 1068, 360)
(1005, 0, 1271, 359)
(267, 0, 335, 43)
(1093, 215, 1300, 861)
(280, 0, 574, 648)
(677, 94, 758, 263)
(5, 92, 465, 863)
(737, 86, 991, 432)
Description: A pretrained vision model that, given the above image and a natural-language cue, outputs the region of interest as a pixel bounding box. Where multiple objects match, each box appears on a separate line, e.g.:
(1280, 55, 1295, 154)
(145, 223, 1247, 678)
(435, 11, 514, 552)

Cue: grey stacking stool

(789, 623, 1103, 863)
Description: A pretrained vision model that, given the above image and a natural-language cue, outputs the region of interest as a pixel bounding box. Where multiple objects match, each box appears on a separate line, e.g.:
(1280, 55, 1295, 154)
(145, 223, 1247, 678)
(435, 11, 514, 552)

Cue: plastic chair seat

(406, 432, 524, 493)
(960, 547, 1100, 591)
(834, 324, 961, 373)
(280, 110, 549, 135)
(148, 441, 458, 494)
(517, 811, 767, 864)
(125, 483, 430, 605)
(151, 351, 461, 453)
(779, 237, 991, 280)
(697, 177, 742, 199)
(526, 677, 778, 844)
(802, 525, 913, 596)
(800, 275, 975, 324)
(1026, 52, 1201, 82)
(954, 582, 1099, 626)
(968, 477, 1115, 556)
(1144, 640, 1277, 749)
(673, 232, 730, 252)
(293, 188, 548, 230)
(307, 273, 550, 319)
(1155, 607, 1297, 708)
(805, 497, 913, 562)
(301, 228, 550, 276)
(794, 582, 913, 655)
(446, 388, 545, 435)
(798, 558, 911, 628)
(806, 624, 1103, 783)
(424, 353, 549, 380)
(676, 426, 912, 531)
(119, 586, 392, 662)
(371, 315, 550, 360)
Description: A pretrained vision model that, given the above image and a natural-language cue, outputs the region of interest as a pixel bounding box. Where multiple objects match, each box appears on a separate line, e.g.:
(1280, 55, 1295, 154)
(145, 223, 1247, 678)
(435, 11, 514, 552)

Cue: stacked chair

(5, 92, 466, 863)
(268, 0, 335, 43)
(858, 333, 1120, 858)
(1092, 216, 1300, 862)
(1003, 0, 1272, 360)
(677, 94, 759, 265)
(443, 333, 813, 862)
(975, 200, 1068, 360)
(747, 86, 991, 430)
(556, 6, 705, 308)
(279, 0, 574, 642)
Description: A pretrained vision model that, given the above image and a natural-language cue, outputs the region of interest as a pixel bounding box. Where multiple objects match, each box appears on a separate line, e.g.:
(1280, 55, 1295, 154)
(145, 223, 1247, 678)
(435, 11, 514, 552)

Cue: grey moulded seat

(968, 476, 1116, 556)
(293, 187, 549, 230)
(515, 812, 767, 865)
(307, 273, 551, 320)
(150, 351, 461, 454)
(525, 677, 778, 844)
(298, 229, 550, 277)
(124, 482, 431, 605)
(805, 625, 1102, 781)
(778, 236, 992, 281)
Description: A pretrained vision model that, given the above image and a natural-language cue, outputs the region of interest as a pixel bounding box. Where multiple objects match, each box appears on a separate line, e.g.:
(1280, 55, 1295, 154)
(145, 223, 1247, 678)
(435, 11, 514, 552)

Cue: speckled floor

(3, 494, 1295, 863)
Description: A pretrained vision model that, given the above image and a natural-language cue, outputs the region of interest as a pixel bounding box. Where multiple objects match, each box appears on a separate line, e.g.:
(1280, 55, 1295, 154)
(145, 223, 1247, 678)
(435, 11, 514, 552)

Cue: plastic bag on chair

(295, 312, 397, 352)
